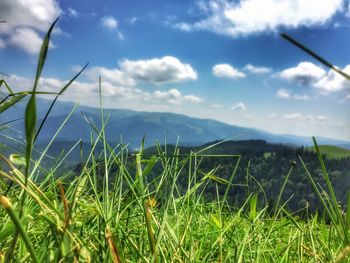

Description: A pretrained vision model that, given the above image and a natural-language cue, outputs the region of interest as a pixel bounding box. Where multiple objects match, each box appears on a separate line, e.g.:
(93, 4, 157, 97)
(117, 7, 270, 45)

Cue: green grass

(0, 145, 349, 262)
(308, 145, 350, 159)
(1, 20, 350, 263)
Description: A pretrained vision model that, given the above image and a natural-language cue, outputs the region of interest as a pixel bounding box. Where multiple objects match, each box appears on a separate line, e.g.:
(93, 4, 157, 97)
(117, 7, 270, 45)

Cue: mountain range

(1, 97, 349, 150)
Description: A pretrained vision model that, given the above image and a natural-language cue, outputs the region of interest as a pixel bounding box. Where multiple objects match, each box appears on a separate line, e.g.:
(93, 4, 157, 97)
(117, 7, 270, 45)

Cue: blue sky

(0, 0, 349, 140)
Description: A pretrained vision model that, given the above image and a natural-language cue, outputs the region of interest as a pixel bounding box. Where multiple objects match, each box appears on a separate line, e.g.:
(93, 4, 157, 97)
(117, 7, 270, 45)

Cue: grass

(1, 20, 350, 262)
(0, 142, 349, 262)
(307, 145, 350, 160)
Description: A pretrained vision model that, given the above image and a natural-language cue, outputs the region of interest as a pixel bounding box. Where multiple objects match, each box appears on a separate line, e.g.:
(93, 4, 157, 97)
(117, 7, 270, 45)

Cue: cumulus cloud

(232, 102, 247, 111)
(279, 62, 326, 85)
(276, 88, 290, 99)
(0, 0, 61, 54)
(150, 89, 203, 105)
(0, 0, 61, 32)
(314, 65, 350, 92)
(120, 56, 197, 84)
(85, 56, 197, 86)
(9, 28, 43, 54)
(101, 16, 118, 29)
(243, 64, 272, 74)
(85, 67, 135, 86)
(175, 0, 342, 37)
(280, 62, 350, 93)
(5, 74, 202, 109)
(276, 89, 309, 100)
(213, 64, 246, 79)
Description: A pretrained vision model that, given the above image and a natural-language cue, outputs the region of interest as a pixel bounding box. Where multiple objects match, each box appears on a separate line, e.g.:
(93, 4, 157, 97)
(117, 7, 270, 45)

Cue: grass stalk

(0, 196, 39, 263)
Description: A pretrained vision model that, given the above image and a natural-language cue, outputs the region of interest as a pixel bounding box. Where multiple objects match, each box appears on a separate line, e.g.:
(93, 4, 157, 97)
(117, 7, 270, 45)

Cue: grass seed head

(0, 195, 12, 210)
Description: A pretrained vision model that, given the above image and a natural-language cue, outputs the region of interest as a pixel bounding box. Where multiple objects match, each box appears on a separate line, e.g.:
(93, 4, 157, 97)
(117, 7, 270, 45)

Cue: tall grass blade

(0, 94, 26, 113)
(274, 163, 295, 218)
(136, 148, 157, 261)
(25, 17, 59, 177)
(311, 136, 348, 244)
(281, 33, 350, 80)
(0, 196, 39, 263)
(34, 63, 88, 141)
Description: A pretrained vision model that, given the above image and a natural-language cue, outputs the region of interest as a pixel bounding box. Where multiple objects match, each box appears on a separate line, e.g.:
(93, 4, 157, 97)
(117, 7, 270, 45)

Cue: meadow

(308, 145, 350, 160)
(1, 19, 350, 263)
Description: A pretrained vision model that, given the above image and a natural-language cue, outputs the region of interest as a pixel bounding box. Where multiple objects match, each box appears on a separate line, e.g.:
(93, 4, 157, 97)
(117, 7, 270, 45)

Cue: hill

(1, 97, 349, 149)
(308, 145, 350, 159)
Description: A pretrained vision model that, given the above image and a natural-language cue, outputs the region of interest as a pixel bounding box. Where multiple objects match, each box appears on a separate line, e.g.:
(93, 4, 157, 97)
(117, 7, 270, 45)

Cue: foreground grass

(0, 145, 349, 263)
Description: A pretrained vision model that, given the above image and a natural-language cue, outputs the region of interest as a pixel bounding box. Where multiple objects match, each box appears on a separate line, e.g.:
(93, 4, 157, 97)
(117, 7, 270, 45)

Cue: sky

(0, 0, 349, 141)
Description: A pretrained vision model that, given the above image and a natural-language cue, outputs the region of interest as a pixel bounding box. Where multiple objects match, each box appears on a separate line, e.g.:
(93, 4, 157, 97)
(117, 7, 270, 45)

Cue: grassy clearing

(1, 20, 350, 263)
(308, 145, 350, 160)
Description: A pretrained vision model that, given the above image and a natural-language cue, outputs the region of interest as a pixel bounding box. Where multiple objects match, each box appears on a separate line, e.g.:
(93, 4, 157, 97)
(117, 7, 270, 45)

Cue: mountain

(1, 97, 349, 150)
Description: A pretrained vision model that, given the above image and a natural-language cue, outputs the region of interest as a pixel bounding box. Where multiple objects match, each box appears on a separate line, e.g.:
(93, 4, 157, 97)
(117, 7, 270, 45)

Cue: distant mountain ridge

(1, 97, 349, 149)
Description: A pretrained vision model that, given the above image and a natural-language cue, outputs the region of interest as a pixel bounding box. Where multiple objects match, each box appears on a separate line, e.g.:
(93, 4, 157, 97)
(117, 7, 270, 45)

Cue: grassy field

(0, 139, 350, 262)
(308, 145, 350, 160)
(1, 19, 350, 263)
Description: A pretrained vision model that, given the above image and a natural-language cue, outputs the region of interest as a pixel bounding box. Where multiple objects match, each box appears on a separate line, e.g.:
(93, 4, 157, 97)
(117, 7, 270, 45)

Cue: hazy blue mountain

(1, 97, 349, 149)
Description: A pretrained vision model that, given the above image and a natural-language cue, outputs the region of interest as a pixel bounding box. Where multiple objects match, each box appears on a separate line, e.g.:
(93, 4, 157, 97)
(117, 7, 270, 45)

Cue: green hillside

(308, 145, 350, 159)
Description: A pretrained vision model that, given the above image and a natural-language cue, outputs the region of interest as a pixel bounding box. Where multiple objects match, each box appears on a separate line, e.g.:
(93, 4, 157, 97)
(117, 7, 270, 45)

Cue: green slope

(308, 145, 350, 159)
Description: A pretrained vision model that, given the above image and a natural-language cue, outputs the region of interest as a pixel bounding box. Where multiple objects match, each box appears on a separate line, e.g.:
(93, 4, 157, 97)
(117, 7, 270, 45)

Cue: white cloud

(150, 89, 203, 105)
(85, 56, 197, 86)
(279, 62, 326, 85)
(175, 0, 342, 37)
(280, 62, 350, 93)
(0, 0, 61, 32)
(0, 0, 61, 54)
(316, 115, 329, 122)
(282, 113, 329, 123)
(276, 88, 309, 100)
(212, 104, 223, 108)
(101, 16, 118, 29)
(68, 7, 78, 18)
(120, 56, 197, 84)
(184, 94, 203, 103)
(174, 23, 192, 32)
(283, 113, 309, 121)
(232, 102, 247, 111)
(276, 88, 290, 99)
(244, 64, 272, 74)
(314, 65, 350, 93)
(213, 64, 246, 79)
(293, 94, 310, 100)
(5, 74, 202, 109)
(85, 67, 135, 86)
(9, 27, 42, 54)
